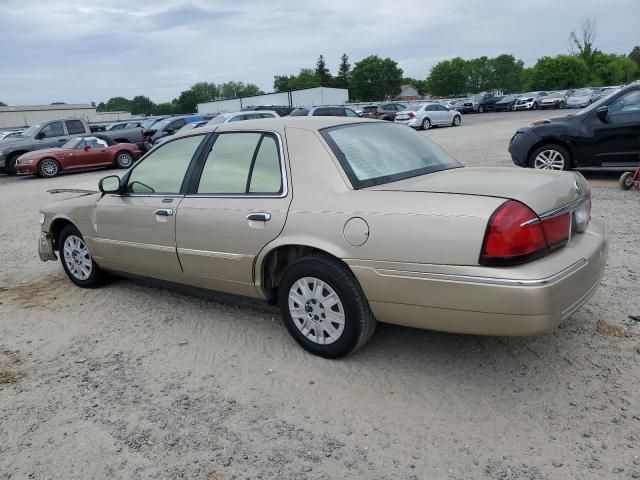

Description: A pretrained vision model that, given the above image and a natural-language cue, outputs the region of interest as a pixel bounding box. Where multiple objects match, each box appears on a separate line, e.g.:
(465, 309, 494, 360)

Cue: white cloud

(0, 0, 638, 104)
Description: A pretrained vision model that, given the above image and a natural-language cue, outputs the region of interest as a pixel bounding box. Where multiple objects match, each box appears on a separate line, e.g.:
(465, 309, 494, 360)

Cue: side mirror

(98, 175, 121, 194)
(84, 145, 91, 151)
(35, 132, 45, 140)
(596, 106, 609, 123)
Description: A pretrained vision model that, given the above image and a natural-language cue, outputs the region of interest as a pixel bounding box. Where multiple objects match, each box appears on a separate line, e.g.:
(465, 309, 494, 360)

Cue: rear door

(93, 134, 207, 279)
(176, 130, 290, 296)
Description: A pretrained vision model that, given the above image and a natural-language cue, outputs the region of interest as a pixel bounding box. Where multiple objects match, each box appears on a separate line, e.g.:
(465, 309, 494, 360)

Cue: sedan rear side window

(197, 133, 282, 195)
(65, 120, 86, 135)
(321, 123, 462, 189)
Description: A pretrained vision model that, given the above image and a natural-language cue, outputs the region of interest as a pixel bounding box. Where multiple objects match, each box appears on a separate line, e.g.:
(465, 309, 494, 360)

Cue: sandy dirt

(1, 111, 639, 480)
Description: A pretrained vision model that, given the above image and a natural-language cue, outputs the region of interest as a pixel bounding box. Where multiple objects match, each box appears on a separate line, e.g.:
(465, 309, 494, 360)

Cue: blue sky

(0, 0, 638, 105)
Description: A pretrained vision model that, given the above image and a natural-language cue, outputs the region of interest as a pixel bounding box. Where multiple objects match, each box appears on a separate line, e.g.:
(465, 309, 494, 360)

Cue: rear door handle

(154, 208, 174, 216)
(246, 212, 271, 222)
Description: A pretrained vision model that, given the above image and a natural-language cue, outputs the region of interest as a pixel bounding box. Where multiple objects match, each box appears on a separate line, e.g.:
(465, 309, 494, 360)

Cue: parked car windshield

(62, 137, 83, 149)
(321, 123, 462, 189)
(206, 116, 228, 125)
(20, 124, 41, 137)
(290, 108, 310, 116)
(150, 119, 175, 131)
(547, 91, 566, 98)
(140, 118, 162, 129)
(572, 89, 592, 97)
(407, 104, 423, 111)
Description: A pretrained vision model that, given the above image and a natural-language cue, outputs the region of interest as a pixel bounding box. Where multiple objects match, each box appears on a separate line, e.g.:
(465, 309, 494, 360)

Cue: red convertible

(14, 136, 142, 177)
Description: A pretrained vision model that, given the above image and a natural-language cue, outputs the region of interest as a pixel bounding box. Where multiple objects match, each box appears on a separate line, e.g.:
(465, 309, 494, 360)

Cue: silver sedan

(394, 103, 462, 130)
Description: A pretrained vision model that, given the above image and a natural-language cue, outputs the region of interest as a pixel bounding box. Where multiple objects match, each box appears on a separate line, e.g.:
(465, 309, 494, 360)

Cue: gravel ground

(1, 111, 639, 480)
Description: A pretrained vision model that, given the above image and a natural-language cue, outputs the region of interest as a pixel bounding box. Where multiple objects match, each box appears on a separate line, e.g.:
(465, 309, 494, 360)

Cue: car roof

(174, 116, 381, 138)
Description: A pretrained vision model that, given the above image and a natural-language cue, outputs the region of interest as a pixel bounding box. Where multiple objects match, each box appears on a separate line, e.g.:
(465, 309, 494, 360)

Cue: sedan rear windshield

(321, 123, 462, 189)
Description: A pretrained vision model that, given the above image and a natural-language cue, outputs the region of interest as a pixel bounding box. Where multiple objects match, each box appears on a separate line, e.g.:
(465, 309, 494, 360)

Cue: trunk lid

(368, 167, 588, 216)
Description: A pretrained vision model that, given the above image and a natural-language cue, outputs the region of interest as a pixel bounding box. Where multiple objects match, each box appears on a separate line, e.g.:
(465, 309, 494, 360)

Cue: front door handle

(154, 208, 174, 216)
(246, 212, 271, 222)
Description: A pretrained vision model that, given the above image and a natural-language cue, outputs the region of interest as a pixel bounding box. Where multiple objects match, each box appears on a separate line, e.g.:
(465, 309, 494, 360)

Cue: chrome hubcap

(423, 119, 430, 129)
(288, 277, 345, 345)
(534, 149, 565, 170)
(63, 235, 92, 280)
(42, 161, 57, 176)
(117, 153, 132, 167)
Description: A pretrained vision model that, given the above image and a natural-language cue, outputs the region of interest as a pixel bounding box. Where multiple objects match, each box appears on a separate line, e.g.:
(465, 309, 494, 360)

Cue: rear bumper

(347, 219, 607, 336)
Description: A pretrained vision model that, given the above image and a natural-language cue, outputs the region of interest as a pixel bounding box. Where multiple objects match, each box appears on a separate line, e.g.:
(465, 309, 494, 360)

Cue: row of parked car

(442, 86, 622, 114)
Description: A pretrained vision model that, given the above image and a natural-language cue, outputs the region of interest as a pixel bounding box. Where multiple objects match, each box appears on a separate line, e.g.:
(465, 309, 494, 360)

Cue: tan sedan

(38, 118, 607, 358)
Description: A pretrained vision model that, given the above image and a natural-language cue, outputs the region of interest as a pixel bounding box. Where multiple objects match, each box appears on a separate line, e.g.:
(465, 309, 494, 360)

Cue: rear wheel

(58, 225, 106, 288)
(38, 158, 61, 177)
(452, 115, 461, 126)
(619, 172, 635, 190)
(532, 102, 538, 110)
(529, 144, 571, 171)
(477, 105, 484, 113)
(115, 151, 134, 169)
(422, 118, 431, 130)
(278, 254, 376, 358)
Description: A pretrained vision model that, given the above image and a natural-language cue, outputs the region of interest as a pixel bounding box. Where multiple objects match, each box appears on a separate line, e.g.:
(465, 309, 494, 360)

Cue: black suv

(508, 84, 640, 170)
(462, 93, 503, 113)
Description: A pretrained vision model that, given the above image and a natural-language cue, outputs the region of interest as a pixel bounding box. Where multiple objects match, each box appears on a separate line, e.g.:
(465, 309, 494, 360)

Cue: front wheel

(144, 137, 154, 151)
(115, 151, 134, 169)
(477, 105, 484, 113)
(452, 115, 461, 127)
(529, 144, 571, 171)
(532, 102, 538, 110)
(38, 158, 61, 177)
(58, 225, 106, 288)
(422, 118, 432, 130)
(278, 254, 376, 358)
(619, 172, 635, 190)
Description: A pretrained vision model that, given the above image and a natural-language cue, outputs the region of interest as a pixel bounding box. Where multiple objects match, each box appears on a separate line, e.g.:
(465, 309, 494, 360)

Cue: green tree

(491, 54, 524, 92)
(466, 56, 493, 92)
(104, 96, 132, 112)
(350, 55, 403, 101)
(334, 53, 351, 89)
(50, 101, 66, 105)
(315, 54, 332, 86)
(154, 101, 178, 115)
(219, 81, 263, 99)
(401, 78, 428, 95)
(591, 53, 638, 85)
(176, 82, 219, 113)
(0, 101, 7, 107)
(273, 69, 321, 91)
(130, 95, 156, 115)
(628, 46, 640, 73)
(96, 102, 106, 111)
(527, 55, 589, 90)
(426, 57, 468, 96)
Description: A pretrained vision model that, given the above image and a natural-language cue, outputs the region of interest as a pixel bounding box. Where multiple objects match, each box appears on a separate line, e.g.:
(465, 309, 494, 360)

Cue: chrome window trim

(186, 130, 289, 199)
(520, 193, 590, 226)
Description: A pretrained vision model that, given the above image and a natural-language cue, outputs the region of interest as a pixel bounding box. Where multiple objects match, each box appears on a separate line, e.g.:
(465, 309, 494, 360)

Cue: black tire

(144, 137, 154, 151)
(422, 117, 431, 130)
(477, 105, 484, 113)
(528, 144, 571, 171)
(532, 102, 538, 110)
(58, 225, 106, 288)
(115, 151, 134, 169)
(452, 115, 461, 127)
(277, 253, 376, 358)
(37, 158, 61, 178)
(619, 172, 634, 190)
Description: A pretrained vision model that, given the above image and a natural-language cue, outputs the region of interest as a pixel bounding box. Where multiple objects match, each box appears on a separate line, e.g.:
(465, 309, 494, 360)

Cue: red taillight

(480, 200, 570, 266)
(408, 112, 415, 118)
(540, 212, 570, 251)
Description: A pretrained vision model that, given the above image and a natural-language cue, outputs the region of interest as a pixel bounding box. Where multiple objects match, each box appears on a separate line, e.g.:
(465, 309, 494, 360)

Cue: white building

(197, 87, 349, 114)
(0, 104, 132, 129)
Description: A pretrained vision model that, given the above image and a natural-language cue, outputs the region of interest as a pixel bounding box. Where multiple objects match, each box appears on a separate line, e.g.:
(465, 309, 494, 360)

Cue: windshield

(407, 104, 423, 111)
(20, 124, 41, 137)
(321, 123, 462, 189)
(572, 89, 592, 97)
(62, 137, 84, 149)
(140, 118, 162, 129)
(290, 108, 310, 116)
(150, 119, 173, 131)
(547, 91, 565, 98)
(580, 92, 615, 115)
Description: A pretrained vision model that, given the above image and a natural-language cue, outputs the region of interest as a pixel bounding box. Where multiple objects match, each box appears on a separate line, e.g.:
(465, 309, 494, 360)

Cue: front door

(38, 121, 68, 149)
(68, 137, 111, 169)
(92, 134, 207, 279)
(176, 131, 291, 296)
(589, 89, 640, 167)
